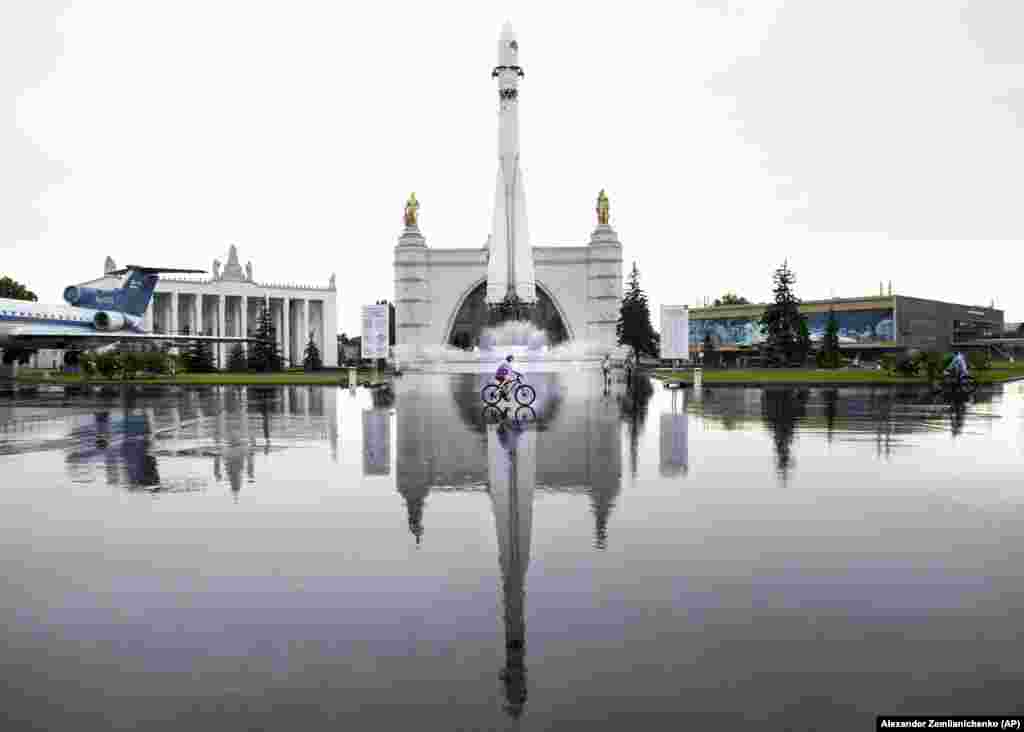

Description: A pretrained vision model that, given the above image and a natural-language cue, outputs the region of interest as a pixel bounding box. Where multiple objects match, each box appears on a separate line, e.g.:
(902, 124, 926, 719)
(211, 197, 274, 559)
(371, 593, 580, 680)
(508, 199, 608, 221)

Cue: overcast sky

(5, 0, 1023, 335)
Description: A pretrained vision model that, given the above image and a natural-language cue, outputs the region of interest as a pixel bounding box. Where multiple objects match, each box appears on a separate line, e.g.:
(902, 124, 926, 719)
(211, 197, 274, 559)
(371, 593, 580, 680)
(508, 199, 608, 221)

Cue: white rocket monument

(487, 22, 536, 305)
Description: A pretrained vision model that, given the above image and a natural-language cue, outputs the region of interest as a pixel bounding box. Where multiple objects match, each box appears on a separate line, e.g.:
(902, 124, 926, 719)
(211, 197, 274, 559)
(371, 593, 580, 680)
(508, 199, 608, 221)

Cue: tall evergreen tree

(616, 262, 659, 360)
(185, 339, 216, 373)
(759, 261, 810, 366)
(303, 334, 322, 371)
(817, 308, 841, 368)
(702, 332, 717, 367)
(249, 302, 283, 372)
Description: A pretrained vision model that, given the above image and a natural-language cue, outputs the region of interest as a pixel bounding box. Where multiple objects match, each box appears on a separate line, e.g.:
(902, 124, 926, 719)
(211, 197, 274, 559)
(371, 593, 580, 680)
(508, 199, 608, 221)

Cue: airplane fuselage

(0, 297, 145, 350)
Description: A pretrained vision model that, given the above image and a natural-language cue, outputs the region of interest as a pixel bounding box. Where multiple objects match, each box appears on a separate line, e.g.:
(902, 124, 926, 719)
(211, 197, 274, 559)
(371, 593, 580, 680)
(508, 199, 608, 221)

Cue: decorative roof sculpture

(596, 189, 610, 226)
(404, 193, 420, 228)
(221, 244, 245, 281)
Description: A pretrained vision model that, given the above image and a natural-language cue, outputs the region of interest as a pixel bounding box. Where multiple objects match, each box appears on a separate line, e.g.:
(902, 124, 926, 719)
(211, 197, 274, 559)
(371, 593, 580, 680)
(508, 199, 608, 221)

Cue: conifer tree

(303, 334, 322, 371)
(249, 303, 283, 372)
(616, 262, 659, 360)
(817, 308, 841, 369)
(185, 338, 216, 373)
(759, 261, 810, 366)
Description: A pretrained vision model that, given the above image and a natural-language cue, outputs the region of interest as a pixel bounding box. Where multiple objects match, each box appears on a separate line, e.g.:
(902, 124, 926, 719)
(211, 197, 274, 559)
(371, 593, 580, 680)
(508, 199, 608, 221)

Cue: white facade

(79, 247, 337, 367)
(395, 223, 622, 355)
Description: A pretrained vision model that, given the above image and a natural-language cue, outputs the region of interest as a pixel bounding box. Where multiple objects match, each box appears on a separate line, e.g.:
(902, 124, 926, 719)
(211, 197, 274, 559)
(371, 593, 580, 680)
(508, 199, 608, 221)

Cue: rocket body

(487, 23, 536, 305)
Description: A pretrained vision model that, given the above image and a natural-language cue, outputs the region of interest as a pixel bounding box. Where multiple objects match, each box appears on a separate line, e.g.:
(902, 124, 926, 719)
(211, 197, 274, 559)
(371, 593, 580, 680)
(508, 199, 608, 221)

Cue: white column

(217, 295, 226, 369)
(240, 295, 248, 357)
(171, 292, 179, 335)
(193, 294, 200, 335)
(144, 299, 154, 332)
(302, 299, 310, 360)
(282, 298, 291, 367)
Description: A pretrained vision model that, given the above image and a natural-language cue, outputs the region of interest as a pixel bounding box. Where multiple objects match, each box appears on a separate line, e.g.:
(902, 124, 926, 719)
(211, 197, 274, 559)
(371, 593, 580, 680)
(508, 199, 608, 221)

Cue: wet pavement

(1, 374, 1022, 729)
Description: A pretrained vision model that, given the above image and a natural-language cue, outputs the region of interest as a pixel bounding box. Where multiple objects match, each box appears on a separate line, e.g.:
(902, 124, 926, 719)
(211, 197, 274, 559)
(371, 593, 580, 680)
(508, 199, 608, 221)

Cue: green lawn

(11, 368, 389, 387)
(653, 363, 1024, 386)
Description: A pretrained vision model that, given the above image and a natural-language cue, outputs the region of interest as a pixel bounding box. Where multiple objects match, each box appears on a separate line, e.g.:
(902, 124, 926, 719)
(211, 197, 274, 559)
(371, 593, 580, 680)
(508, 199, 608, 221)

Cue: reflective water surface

(1, 375, 1023, 729)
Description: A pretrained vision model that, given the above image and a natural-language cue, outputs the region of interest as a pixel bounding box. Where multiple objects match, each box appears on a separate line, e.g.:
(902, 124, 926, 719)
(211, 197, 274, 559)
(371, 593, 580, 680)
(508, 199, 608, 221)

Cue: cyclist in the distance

(495, 355, 521, 405)
(947, 350, 970, 384)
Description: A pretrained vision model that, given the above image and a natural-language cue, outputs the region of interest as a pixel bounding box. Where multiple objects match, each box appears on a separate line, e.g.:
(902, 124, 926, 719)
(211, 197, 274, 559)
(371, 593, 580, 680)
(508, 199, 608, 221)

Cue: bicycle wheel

(514, 405, 536, 425)
(482, 405, 504, 424)
(514, 384, 536, 406)
(481, 384, 501, 405)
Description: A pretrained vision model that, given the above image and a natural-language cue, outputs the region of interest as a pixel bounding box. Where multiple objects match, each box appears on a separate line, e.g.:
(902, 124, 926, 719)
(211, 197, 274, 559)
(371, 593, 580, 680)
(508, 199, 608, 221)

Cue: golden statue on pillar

(596, 189, 610, 226)
(404, 192, 420, 227)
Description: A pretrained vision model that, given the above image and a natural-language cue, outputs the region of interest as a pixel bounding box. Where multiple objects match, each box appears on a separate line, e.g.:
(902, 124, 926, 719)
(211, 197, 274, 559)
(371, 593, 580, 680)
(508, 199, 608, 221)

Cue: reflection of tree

(618, 373, 654, 478)
(761, 388, 809, 480)
(823, 388, 838, 444)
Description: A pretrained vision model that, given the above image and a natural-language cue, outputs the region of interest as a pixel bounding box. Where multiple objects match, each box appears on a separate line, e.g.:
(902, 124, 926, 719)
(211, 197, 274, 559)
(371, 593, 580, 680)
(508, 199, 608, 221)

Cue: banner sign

(660, 305, 690, 360)
(361, 304, 390, 359)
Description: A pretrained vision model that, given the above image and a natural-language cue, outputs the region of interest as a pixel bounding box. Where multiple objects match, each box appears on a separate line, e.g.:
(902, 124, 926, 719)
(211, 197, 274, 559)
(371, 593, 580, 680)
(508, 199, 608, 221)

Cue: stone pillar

(587, 224, 623, 355)
(240, 295, 248, 357)
(171, 292, 179, 335)
(302, 299, 310, 362)
(324, 294, 338, 367)
(282, 298, 291, 368)
(217, 295, 226, 369)
(395, 225, 430, 358)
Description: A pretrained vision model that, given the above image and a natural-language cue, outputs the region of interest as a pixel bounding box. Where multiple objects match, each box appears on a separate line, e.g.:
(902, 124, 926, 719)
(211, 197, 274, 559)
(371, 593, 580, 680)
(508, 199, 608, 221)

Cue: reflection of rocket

(488, 421, 536, 718)
(486, 22, 535, 305)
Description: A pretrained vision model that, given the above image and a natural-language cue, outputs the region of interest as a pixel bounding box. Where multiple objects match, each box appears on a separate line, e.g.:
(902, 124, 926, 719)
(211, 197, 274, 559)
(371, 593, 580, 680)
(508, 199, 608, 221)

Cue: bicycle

(482, 403, 537, 426)
(481, 371, 536, 407)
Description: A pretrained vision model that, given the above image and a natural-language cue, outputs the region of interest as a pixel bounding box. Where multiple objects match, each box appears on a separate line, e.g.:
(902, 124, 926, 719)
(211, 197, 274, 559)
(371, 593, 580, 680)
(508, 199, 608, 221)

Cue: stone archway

(446, 280, 572, 349)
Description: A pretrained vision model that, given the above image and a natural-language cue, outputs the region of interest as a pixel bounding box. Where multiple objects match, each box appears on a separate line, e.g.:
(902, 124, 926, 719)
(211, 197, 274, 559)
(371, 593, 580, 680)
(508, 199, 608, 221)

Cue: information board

(660, 305, 690, 360)
(361, 304, 390, 360)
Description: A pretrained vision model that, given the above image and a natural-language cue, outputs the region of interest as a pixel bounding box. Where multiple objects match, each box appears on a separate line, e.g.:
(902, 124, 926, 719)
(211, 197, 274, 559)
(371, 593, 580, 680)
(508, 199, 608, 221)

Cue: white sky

(5, 0, 1023, 336)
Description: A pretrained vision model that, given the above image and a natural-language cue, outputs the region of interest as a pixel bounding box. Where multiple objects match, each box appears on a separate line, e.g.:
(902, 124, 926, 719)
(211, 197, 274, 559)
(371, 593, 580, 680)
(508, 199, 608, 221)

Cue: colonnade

(148, 292, 333, 367)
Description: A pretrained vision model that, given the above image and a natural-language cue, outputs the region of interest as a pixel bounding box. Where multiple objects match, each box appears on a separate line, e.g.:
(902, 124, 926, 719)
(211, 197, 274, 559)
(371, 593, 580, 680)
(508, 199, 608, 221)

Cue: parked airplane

(0, 265, 264, 355)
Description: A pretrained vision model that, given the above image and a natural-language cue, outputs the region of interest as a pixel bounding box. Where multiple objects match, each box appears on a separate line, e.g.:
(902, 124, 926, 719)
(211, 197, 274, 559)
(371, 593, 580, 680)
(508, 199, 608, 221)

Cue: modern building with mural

(688, 294, 1003, 360)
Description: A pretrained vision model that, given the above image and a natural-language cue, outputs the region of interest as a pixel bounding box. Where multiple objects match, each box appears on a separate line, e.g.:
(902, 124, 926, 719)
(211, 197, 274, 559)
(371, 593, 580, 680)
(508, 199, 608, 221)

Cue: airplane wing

(9, 324, 267, 343)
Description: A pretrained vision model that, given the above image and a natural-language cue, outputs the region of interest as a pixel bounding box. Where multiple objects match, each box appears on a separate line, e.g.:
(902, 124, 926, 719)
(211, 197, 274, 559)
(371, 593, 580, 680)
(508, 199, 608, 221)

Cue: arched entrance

(447, 281, 570, 349)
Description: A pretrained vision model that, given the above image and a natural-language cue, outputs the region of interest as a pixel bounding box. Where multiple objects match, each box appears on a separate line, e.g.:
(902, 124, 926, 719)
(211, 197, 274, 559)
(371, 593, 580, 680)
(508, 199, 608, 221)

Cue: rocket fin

(487, 166, 509, 303)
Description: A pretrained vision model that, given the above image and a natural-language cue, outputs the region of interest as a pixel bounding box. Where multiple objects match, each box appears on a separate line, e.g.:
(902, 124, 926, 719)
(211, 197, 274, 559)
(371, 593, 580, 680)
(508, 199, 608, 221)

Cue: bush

(921, 351, 946, 383)
(894, 352, 920, 377)
(879, 354, 896, 374)
(967, 350, 991, 371)
(119, 351, 142, 379)
(95, 351, 121, 379)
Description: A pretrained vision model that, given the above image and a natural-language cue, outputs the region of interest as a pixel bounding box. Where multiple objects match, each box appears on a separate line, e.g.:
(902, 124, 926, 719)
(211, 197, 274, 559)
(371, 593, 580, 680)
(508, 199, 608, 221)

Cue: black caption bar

(877, 718, 1023, 731)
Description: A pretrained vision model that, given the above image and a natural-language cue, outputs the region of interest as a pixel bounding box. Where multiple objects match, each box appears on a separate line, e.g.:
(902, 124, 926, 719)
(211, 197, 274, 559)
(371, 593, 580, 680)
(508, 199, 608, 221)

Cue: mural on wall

(690, 309, 895, 347)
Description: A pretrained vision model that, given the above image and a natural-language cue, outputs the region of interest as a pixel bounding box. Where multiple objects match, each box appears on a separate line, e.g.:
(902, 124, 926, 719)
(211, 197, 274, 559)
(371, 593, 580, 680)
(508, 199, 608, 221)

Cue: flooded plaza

(1, 374, 1023, 729)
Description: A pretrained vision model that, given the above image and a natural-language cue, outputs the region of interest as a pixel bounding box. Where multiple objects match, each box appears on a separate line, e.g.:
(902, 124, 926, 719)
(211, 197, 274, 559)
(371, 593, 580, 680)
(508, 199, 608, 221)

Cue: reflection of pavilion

(394, 372, 621, 718)
(63, 385, 339, 492)
(394, 373, 621, 547)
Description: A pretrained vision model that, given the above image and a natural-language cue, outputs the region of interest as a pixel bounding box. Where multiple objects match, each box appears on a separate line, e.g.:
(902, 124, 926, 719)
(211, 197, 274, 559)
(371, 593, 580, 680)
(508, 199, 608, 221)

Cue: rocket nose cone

(500, 20, 515, 40)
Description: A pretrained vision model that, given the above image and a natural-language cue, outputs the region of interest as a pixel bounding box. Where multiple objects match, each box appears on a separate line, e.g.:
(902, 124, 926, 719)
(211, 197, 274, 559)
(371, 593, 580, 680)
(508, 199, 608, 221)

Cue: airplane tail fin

(108, 266, 205, 317)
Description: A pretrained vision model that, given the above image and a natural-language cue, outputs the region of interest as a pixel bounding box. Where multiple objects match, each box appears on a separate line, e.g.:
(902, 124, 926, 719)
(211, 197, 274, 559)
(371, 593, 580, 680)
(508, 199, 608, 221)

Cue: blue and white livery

(0, 265, 261, 353)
